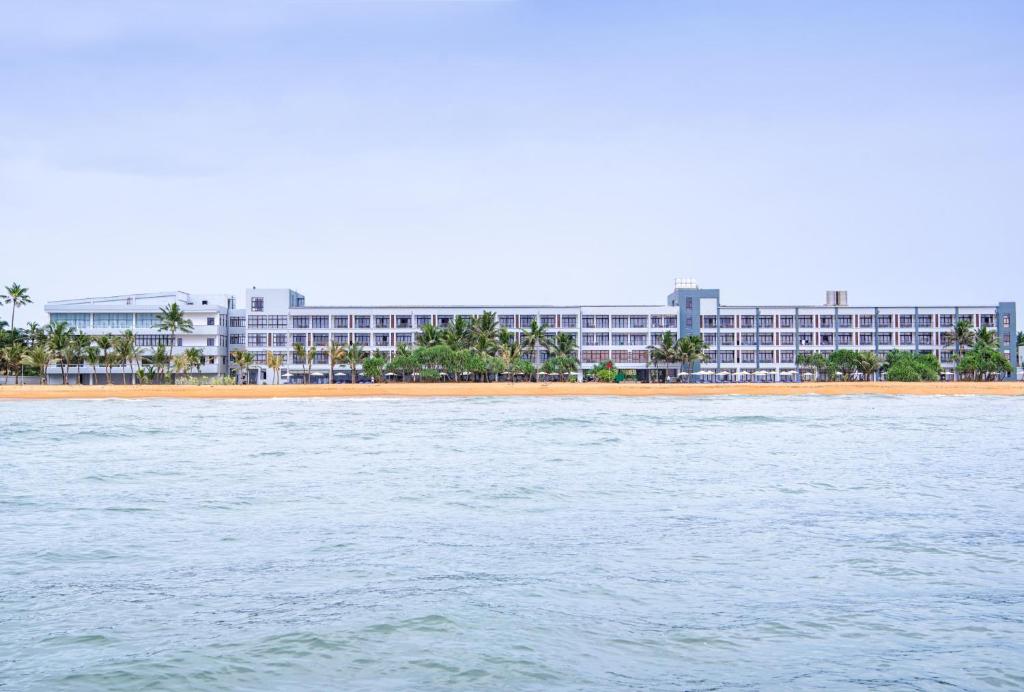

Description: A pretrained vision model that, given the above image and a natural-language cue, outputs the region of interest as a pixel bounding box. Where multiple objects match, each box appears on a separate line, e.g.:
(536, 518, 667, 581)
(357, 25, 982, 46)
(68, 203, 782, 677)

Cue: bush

(174, 375, 237, 386)
(418, 369, 440, 382)
(594, 367, 618, 383)
(886, 361, 921, 382)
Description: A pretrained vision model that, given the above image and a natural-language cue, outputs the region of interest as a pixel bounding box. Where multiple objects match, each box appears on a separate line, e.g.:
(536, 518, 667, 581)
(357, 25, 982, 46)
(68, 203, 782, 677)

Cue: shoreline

(0, 382, 1022, 399)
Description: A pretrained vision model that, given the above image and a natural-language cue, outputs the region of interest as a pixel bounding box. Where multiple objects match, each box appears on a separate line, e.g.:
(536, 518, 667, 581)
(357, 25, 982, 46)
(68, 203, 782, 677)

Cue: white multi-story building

(44, 281, 1018, 383)
(43, 291, 233, 383)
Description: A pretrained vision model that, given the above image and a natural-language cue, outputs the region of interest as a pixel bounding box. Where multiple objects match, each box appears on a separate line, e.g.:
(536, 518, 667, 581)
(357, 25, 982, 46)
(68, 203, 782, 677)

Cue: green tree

(521, 320, 551, 382)
(344, 342, 367, 384)
(828, 349, 861, 381)
(22, 344, 50, 384)
(231, 349, 255, 384)
(648, 331, 677, 383)
(856, 351, 881, 381)
(2, 283, 32, 333)
(184, 347, 205, 377)
(46, 321, 75, 384)
(156, 302, 194, 364)
(417, 323, 442, 347)
(328, 340, 346, 384)
(291, 342, 307, 384)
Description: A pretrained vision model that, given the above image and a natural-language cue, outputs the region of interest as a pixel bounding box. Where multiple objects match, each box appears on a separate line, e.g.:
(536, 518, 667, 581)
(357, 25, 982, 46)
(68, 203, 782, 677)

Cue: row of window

(242, 313, 679, 330)
(703, 349, 966, 365)
(703, 332, 967, 346)
(703, 313, 1000, 329)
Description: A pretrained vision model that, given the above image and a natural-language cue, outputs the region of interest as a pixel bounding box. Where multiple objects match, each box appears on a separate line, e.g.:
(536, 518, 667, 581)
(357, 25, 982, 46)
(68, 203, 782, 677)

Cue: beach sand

(0, 382, 1021, 399)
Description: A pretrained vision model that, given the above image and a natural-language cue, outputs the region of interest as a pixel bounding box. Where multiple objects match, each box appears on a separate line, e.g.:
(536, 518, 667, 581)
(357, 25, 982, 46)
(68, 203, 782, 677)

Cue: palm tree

(441, 315, 472, 350)
(417, 323, 442, 347)
(115, 331, 140, 384)
(22, 344, 50, 384)
(675, 335, 706, 381)
(344, 342, 367, 384)
(946, 319, 975, 380)
(1017, 331, 1024, 368)
(521, 320, 551, 382)
(184, 347, 204, 377)
(231, 349, 255, 384)
(152, 343, 170, 383)
(975, 326, 997, 349)
(2, 283, 32, 332)
(95, 334, 113, 385)
(84, 343, 101, 385)
(70, 333, 90, 385)
(172, 353, 191, 379)
(498, 339, 524, 382)
(156, 302, 194, 364)
(648, 331, 677, 383)
(328, 340, 346, 384)
(3, 342, 27, 383)
(291, 342, 307, 384)
(856, 351, 881, 381)
(471, 311, 499, 353)
(305, 345, 318, 383)
(266, 351, 284, 384)
(47, 321, 75, 384)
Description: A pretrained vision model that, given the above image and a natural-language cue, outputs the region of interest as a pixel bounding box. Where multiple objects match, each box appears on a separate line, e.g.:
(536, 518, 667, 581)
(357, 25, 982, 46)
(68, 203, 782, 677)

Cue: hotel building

(44, 281, 1018, 382)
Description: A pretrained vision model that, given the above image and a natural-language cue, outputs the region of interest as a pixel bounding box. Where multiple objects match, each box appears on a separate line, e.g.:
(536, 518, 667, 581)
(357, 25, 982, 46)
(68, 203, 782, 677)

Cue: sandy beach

(0, 382, 1022, 399)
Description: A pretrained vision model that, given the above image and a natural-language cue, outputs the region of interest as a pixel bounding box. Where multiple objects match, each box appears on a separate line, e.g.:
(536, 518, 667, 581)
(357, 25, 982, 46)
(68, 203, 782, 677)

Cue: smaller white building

(43, 291, 233, 384)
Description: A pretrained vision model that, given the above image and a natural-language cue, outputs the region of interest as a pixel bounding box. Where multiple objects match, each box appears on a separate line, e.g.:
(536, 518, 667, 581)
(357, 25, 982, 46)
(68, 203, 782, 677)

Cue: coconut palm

(441, 315, 472, 350)
(328, 340, 346, 384)
(945, 318, 975, 380)
(521, 320, 551, 382)
(151, 343, 170, 382)
(46, 321, 75, 384)
(291, 342, 307, 384)
(156, 302, 193, 363)
(115, 331, 140, 384)
(675, 335, 706, 381)
(856, 351, 881, 381)
(172, 353, 191, 379)
(94, 334, 113, 385)
(266, 351, 284, 384)
(498, 338, 524, 382)
(975, 326, 997, 349)
(343, 342, 367, 384)
(417, 323, 442, 347)
(1, 342, 27, 383)
(305, 345, 318, 383)
(24, 322, 44, 347)
(648, 331, 677, 383)
(2, 283, 32, 332)
(22, 344, 50, 384)
(84, 343, 102, 385)
(184, 347, 204, 377)
(231, 349, 255, 384)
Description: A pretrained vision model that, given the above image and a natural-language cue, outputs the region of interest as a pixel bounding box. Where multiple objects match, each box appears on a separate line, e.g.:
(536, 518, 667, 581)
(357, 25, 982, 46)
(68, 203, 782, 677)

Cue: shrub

(886, 361, 921, 382)
(418, 369, 440, 382)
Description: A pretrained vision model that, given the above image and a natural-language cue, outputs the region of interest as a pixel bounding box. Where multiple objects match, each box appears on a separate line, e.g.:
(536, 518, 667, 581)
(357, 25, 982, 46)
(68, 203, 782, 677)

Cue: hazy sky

(3, 1, 1022, 325)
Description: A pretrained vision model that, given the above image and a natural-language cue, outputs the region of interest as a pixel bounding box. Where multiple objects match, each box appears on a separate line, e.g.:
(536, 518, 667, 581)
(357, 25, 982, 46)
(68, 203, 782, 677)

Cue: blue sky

(2, 1, 1022, 325)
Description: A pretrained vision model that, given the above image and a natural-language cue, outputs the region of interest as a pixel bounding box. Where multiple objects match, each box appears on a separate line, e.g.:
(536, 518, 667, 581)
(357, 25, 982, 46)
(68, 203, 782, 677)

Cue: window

(207, 337, 215, 346)
(582, 350, 609, 363)
(333, 315, 349, 328)
(859, 332, 873, 345)
(310, 315, 328, 329)
(877, 334, 892, 345)
(250, 297, 264, 312)
(355, 315, 371, 329)
(630, 316, 647, 328)
(779, 315, 793, 328)
(594, 315, 609, 328)
(650, 316, 663, 328)
(248, 315, 287, 328)
(229, 334, 243, 345)
(741, 333, 756, 345)
(720, 333, 736, 346)
(136, 335, 174, 347)
(437, 315, 452, 327)
(499, 314, 515, 328)
(312, 333, 328, 347)
(741, 316, 755, 328)
(519, 314, 535, 327)
(396, 316, 412, 329)
(581, 315, 595, 328)
(759, 334, 774, 345)
(980, 314, 995, 327)
(230, 316, 245, 328)
(417, 315, 432, 327)
(583, 333, 609, 346)
(899, 315, 913, 328)
(630, 334, 646, 346)
(291, 316, 309, 329)
(917, 315, 933, 328)
(273, 334, 288, 347)
(758, 316, 773, 328)
(940, 314, 954, 327)
(540, 315, 556, 327)
(1003, 315, 1011, 328)
(664, 316, 678, 328)
(612, 333, 629, 346)
(375, 316, 390, 329)
(703, 316, 717, 328)
(900, 333, 914, 345)
(798, 316, 813, 328)
(611, 350, 630, 362)
(940, 350, 955, 363)
(758, 351, 774, 363)
(93, 313, 133, 329)
(292, 334, 306, 345)
(837, 333, 852, 345)
(50, 312, 90, 328)
(918, 333, 932, 345)
(248, 333, 267, 346)
(779, 333, 794, 345)
(396, 333, 413, 344)
(820, 334, 834, 346)
(837, 316, 852, 328)
(877, 316, 892, 328)
(686, 297, 693, 309)
(206, 317, 215, 326)
(820, 316, 833, 328)
(741, 350, 756, 363)
(375, 334, 390, 346)
(719, 351, 736, 363)
(354, 333, 370, 345)
(703, 333, 717, 345)
(611, 315, 629, 328)
(779, 350, 795, 363)
(561, 315, 577, 328)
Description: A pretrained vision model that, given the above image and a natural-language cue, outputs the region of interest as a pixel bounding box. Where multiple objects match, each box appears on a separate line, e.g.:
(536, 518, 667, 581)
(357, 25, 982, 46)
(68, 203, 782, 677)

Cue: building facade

(45, 281, 1018, 382)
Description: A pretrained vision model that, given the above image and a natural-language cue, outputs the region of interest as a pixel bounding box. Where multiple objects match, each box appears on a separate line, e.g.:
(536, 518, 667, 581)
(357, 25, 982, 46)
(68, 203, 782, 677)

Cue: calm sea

(1, 396, 1023, 690)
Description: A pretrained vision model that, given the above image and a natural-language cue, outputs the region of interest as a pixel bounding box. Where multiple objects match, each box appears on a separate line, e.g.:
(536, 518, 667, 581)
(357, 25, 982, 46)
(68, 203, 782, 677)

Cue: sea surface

(1, 395, 1023, 690)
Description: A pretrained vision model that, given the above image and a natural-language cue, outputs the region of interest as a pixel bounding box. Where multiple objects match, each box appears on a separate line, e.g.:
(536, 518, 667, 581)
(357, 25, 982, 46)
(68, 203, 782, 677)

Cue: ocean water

(1, 395, 1023, 691)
